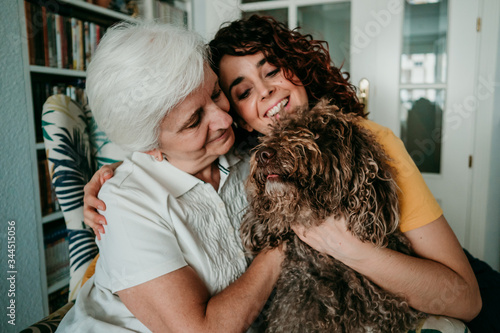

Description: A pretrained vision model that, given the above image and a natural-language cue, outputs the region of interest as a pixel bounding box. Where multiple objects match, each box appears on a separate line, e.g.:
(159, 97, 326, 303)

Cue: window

(240, 0, 351, 71)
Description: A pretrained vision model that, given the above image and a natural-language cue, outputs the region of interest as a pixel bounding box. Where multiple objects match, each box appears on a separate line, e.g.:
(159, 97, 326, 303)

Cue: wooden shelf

(30, 65, 87, 77)
(57, 0, 138, 22)
(27, 0, 139, 26)
(42, 210, 64, 224)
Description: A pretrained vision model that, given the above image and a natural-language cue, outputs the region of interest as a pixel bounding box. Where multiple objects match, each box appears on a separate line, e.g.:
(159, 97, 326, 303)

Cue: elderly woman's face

(154, 68, 234, 174)
(218, 52, 309, 135)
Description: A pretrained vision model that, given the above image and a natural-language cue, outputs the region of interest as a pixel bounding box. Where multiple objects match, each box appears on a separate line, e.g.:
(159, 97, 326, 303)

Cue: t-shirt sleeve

(361, 120, 443, 232)
(96, 186, 187, 294)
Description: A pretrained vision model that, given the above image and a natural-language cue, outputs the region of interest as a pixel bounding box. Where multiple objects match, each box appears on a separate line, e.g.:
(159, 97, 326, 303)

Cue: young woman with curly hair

(207, 14, 481, 324)
(84, 16, 489, 330)
(209, 15, 364, 116)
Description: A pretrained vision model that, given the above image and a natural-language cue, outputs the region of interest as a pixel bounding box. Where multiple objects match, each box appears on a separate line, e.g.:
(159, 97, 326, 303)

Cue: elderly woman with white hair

(56, 22, 282, 332)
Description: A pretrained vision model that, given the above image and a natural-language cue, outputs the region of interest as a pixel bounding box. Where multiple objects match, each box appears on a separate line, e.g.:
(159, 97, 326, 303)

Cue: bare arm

(118, 248, 283, 333)
(293, 215, 481, 321)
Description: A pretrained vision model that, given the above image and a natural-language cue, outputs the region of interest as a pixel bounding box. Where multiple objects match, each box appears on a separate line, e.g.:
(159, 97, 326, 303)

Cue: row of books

(43, 219, 70, 290)
(84, 0, 139, 16)
(155, 0, 187, 27)
(25, 1, 106, 70)
(32, 78, 86, 143)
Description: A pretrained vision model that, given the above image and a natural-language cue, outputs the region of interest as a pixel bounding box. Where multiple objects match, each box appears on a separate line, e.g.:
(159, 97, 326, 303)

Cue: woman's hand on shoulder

(83, 162, 122, 240)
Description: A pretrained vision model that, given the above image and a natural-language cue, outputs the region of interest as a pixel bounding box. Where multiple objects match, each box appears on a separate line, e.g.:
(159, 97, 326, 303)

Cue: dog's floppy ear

(240, 211, 283, 255)
(304, 100, 345, 138)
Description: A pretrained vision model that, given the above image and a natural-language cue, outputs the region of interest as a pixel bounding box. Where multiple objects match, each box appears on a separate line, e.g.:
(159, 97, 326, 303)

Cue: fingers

(83, 204, 106, 239)
(93, 227, 102, 241)
(83, 169, 109, 234)
(98, 164, 116, 185)
(83, 206, 107, 228)
(82, 162, 122, 240)
(84, 165, 114, 211)
(84, 189, 106, 212)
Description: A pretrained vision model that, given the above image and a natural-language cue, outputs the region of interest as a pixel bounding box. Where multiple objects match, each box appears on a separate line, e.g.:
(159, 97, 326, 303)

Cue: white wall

(0, 0, 47, 331)
(192, 0, 240, 41)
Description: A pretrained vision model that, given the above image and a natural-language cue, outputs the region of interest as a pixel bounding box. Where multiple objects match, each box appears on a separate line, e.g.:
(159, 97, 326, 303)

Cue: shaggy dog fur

(241, 100, 427, 333)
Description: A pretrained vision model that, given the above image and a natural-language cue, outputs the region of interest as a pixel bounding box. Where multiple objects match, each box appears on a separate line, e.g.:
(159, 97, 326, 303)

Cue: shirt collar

(218, 148, 242, 169)
(131, 151, 242, 198)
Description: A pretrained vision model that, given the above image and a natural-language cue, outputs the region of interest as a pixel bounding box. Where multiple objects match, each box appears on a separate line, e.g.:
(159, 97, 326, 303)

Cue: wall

(484, 2, 500, 269)
(0, 0, 47, 331)
(192, 0, 240, 41)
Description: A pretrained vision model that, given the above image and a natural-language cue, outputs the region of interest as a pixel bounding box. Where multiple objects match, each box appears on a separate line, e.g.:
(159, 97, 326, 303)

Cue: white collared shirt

(57, 150, 253, 332)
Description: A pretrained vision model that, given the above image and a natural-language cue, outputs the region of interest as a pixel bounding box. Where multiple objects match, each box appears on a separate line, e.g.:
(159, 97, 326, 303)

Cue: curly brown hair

(208, 15, 365, 118)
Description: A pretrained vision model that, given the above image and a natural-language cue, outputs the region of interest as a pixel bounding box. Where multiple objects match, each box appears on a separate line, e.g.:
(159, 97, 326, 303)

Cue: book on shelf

(54, 13, 62, 68)
(93, 0, 140, 17)
(155, 1, 187, 27)
(38, 156, 58, 216)
(43, 219, 70, 289)
(25, 1, 35, 65)
(32, 78, 86, 143)
(25, 1, 106, 71)
(78, 20, 85, 71)
(42, 6, 50, 66)
(46, 11, 57, 68)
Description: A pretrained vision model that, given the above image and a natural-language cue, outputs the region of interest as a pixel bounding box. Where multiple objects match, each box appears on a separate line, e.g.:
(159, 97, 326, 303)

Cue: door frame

(469, 0, 500, 269)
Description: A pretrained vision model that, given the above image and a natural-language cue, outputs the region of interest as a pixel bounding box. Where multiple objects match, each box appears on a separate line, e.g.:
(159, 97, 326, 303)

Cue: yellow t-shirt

(359, 119, 443, 232)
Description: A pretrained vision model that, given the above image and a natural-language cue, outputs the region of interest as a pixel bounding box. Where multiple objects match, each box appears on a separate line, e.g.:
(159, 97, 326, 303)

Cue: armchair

(41, 94, 129, 301)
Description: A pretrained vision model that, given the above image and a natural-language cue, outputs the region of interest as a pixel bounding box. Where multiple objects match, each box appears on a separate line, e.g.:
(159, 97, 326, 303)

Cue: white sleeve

(96, 187, 187, 293)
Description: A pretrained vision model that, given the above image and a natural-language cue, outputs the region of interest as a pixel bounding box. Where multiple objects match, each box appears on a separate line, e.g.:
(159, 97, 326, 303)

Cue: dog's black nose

(257, 147, 276, 165)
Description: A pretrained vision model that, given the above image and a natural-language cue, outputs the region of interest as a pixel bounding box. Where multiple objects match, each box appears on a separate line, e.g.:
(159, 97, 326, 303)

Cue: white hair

(86, 22, 206, 152)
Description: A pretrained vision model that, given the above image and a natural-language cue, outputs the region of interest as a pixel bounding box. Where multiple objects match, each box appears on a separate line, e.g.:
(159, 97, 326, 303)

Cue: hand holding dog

(292, 214, 377, 265)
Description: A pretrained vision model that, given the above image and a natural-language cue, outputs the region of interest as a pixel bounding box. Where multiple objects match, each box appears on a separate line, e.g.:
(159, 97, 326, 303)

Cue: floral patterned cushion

(42, 94, 128, 301)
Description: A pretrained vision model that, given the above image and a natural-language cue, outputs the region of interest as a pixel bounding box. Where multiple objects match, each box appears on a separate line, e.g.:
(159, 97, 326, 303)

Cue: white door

(350, 0, 480, 246)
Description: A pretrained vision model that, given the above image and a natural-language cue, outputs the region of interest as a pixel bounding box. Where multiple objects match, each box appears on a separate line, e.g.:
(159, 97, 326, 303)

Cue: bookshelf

(20, 0, 191, 314)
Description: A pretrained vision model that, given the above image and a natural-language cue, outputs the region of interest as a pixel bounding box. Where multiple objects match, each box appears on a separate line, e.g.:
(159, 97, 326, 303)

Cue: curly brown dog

(241, 100, 427, 333)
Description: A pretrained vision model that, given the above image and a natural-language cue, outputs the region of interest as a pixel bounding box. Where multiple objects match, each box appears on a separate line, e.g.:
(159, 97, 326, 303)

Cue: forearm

(120, 249, 282, 333)
(344, 247, 480, 321)
(294, 215, 481, 321)
(203, 249, 282, 332)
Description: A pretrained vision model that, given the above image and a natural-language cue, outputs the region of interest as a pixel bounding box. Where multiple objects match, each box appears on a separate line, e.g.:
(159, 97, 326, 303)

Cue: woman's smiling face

(218, 52, 309, 135)
(150, 68, 235, 175)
